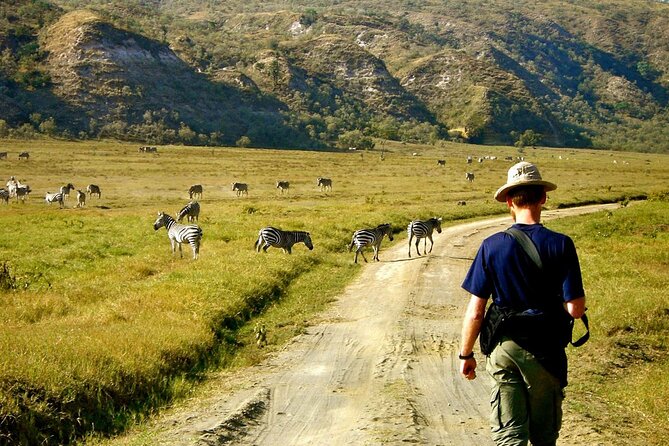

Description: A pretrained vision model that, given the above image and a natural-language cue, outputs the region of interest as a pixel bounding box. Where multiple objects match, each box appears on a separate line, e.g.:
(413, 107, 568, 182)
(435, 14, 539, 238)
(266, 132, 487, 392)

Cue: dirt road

(150, 204, 618, 446)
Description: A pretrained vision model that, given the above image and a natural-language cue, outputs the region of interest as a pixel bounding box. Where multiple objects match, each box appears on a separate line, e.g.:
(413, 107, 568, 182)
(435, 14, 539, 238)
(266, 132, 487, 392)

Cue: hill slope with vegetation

(1, 0, 668, 151)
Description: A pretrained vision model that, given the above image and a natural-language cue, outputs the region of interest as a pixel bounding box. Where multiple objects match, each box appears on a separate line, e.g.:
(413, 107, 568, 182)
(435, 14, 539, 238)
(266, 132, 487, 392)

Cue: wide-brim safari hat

(494, 161, 557, 202)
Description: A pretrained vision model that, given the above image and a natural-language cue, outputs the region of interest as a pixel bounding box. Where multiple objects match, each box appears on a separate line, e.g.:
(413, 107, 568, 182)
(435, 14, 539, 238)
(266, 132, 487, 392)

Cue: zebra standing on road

(45, 192, 64, 208)
(153, 212, 203, 259)
(348, 223, 394, 263)
(254, 227, 313, 254)
(276, 181, 290, 194)
(317, 177, 332, 191)
(176, 201, 200, 222)
(407, 217, 443, 257)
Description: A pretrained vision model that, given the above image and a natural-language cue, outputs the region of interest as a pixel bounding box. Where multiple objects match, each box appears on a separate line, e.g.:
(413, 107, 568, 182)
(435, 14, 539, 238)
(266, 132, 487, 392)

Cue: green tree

(0, 120, 9, 138)
(337, 129, 374, 150)
(236, 135, 251, 147)
(178, 122, 197, 144)
(39, 117, 57, 136)
(515, 129, 542, 148)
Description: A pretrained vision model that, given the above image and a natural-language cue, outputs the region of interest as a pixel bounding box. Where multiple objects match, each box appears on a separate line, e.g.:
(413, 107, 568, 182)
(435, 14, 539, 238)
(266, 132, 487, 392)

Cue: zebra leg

(358, 248, 368, 263)
(408, 234, 413, 257)
(373, 246, 380, 261)
(262, 243, 270, 253)
(415, 239, 422, 256)
(178, 242, 184, 258)
(428, 235, 434, 253)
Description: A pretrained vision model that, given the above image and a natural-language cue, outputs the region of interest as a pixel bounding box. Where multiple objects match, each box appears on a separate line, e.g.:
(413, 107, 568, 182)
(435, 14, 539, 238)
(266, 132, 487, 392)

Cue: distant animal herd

(2, 147, 596, 263)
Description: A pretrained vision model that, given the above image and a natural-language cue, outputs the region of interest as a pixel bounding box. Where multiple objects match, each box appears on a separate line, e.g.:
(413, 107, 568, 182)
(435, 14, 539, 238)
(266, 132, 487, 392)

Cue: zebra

(0, 189, 8, 204)
(276, 181, 290, 194)
(76, 190, 86, 208)
(86, 184, 101, 198)
(437, 159, 446, 166)
(317, 177, 332, 191)
(18, 151, 29, 160)
(465, 172, 475, 182)
(176, 201, 200, 222)
(60, 183, 75, 200)
(153, 212, 203, 259)
(254, 227, 313, 254)
(189, 184, 203, 199)
(407, 217, 443, 257)
(0, 152, 7, 160)
(348, 223, 394, 264)
(14, 185, 31, 202)
(232, 182, 248, 196)
(45, 192, 64, 208)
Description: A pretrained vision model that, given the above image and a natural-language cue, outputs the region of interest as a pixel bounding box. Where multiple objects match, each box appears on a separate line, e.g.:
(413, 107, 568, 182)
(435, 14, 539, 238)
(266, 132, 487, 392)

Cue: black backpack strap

(571, 313, 590, 347)
(505, 227, 543, 270)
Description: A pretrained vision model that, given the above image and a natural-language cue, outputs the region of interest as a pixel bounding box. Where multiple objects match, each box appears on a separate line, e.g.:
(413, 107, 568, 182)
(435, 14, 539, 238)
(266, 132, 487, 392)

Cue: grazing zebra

(189, 184, 203, 199)
(14, 185, 31, 202)
(60, 183, 75, 200)
(153, 212, 203, 259)
(465, 172, 475, 182)
(0, 189, 8, 204)
(317, 177, 332, 191)
(232, 182, 248, 196)
(276, 181, 290, 194)
(18, 151, 29, 160)
(407, 217, 443, 257)
(437, 159, 446, 166)
(176, 201, 200, 222)
(348, 223, 394, 264)
(45, 192, 64, 208)
(0, 152, 7, 160)
(76, 190, 86, 208)
(254, 227, 313, 254)
(86, 184, 101, 198)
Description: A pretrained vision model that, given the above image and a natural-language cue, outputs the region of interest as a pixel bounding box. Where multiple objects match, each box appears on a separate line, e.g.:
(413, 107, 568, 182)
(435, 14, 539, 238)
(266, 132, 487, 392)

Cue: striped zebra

(189, 184, 203, 199)
(86, 184, 101, 198)
(60, 183, 75, 200)
(276, 181, 290, 194)
(176, 201, 200, 222)
(153, 212, 203, 259)
(76, 190, 86, 208)
(45, 192, 64, 208)
(348, 223, 394, 263)
(317, 177, 332, 191)
(407, 217, 443, 257)
(254, 227, 313, 254)
(232, 182, 248, 196)
(465, 172, 475, 182)
(0, 189, 8, 204)
(14, 185, 31, 202)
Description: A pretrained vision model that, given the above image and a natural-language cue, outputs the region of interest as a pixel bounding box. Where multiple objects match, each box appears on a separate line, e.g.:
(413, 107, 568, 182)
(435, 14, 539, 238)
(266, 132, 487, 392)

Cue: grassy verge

(551, 198, 669, 445)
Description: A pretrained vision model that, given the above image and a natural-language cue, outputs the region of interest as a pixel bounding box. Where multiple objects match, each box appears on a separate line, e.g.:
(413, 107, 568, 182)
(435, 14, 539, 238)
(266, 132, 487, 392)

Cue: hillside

(1, 0, 668, 151)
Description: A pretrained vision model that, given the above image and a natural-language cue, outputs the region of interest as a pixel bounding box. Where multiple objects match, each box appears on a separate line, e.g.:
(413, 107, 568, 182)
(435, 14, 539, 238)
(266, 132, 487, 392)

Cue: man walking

(459, 161, 587, 446)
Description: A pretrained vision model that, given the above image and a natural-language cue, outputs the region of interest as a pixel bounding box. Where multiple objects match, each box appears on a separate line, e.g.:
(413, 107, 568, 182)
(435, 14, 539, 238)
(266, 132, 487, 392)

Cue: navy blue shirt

(462, 223, 584, 310)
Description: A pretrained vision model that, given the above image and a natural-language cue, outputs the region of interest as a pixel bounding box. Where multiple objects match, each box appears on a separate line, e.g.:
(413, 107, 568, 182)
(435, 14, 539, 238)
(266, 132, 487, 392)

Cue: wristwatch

(458, 352, 474, 360)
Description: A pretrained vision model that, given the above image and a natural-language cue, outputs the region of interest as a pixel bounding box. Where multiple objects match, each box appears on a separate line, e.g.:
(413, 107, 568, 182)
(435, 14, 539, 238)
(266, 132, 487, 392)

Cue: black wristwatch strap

(459, 352, 474, 360)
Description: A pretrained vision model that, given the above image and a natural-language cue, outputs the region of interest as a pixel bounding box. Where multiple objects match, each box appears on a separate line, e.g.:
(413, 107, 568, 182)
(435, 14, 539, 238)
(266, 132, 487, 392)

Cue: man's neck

(512, 206, 542, 225)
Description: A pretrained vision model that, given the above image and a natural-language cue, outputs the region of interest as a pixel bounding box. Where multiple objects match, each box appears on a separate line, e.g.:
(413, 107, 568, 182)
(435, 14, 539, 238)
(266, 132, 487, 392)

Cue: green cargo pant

(486, 337, 564, 446)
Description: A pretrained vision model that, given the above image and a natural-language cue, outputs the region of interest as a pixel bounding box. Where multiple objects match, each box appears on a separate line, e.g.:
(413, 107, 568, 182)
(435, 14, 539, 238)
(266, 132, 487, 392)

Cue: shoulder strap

(504, 227, 543, 270)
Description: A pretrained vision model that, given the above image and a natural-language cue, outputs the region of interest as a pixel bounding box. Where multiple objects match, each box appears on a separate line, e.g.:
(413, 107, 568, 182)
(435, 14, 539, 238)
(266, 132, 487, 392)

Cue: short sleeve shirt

(461, 223, 584, 309)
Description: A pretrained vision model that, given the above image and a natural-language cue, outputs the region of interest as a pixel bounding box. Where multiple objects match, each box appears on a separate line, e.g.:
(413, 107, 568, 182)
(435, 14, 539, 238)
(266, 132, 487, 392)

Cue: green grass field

(0, 139, 667, 444)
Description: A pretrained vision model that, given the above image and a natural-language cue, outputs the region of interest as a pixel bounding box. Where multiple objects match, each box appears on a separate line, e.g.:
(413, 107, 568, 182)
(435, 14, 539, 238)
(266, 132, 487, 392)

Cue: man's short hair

(508, 185, 546, 207)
